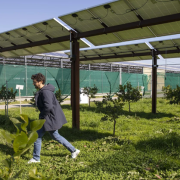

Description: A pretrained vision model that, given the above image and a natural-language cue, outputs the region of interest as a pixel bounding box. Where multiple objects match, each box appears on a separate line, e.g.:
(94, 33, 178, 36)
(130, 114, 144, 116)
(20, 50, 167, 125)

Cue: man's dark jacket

(35, 83, 67, 131)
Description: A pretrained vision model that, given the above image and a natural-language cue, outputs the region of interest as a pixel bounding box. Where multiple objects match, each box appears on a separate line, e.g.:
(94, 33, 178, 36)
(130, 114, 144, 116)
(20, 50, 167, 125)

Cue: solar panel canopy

(66, 43, 155, 64)
(0, 19, 88, 58)
(59, 0, 180, 45)
(151, 39, 180, 58)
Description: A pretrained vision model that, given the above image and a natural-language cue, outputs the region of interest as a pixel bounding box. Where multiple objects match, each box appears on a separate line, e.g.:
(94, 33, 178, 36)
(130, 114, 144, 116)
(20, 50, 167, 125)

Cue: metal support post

(119, 65, 122, 85)
(152, 49, 157, 114)
(25, 56, 27, 96)
(6, 81, 8, 116)
(3, 57, 5, 65)
(70, 33, 80, 129)
(19, 88, 22, 114)
(60, 59, 63, 68)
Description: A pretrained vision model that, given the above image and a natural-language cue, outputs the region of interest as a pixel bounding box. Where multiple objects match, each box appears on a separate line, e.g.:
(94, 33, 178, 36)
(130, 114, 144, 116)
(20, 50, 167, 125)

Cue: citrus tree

(82, 84, 98, 107)
(162, 85, 180, 104)
(116, 82, 142, 112)
(0, 85, 17, 115)
(95, 94, 124, 136)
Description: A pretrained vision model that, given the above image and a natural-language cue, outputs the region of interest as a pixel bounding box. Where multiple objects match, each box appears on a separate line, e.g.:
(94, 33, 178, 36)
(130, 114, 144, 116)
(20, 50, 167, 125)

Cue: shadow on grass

(0, 114, 16, 133)
(70, 134, 180, 178)
(61, 104, 175, 120)
(121, 110, 175, 120)
(0, 144, 14, 156)
(135, 132, 180, 152)
(13, 104, 33, 108)
(41, 126, 112, 142)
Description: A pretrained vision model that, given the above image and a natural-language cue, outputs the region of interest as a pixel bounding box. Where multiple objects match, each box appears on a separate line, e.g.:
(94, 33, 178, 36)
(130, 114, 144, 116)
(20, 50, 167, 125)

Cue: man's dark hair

(31, 73, 46, 84)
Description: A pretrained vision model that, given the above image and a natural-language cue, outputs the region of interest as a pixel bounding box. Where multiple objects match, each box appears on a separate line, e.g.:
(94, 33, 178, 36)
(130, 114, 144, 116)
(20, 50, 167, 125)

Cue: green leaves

(0, 130, 16, 144)
(95, 94, 124, 136)
(116, 82, 142, 112)
(1, 114, 45, 158)
(0, 85, 17, 115)
(13, 131, 28, 153)
(163, 85, 180, 105)
(27, 131, 38, 147)
(20, 114, 29, 132)
(55, 88, 64, 104)
(29, 167, 53, 180)
(0, 114, 46, 179)
(0, 85, 17, 102)
(82, 85, 98, 107)
(30, 120, 46, 132)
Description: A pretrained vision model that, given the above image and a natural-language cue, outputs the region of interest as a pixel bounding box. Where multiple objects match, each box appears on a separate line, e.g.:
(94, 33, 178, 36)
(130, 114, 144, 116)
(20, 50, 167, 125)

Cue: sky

(0, 0, 110, 33)
(0, 0, 180, 69)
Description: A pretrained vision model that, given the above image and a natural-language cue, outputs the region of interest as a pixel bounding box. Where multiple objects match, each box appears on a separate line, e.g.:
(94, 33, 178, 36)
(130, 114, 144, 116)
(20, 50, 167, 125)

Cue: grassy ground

(0, 98, 180, 179)
(0, 100, 31, 105)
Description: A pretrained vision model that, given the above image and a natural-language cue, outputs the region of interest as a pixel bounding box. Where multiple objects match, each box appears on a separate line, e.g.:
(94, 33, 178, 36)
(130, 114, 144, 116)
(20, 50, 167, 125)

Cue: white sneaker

(71, 149, 80, 159)
(28, 158, 40, 164)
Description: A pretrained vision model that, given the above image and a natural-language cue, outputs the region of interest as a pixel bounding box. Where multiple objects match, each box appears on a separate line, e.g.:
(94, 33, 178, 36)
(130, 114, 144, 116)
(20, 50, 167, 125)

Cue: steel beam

(79, 48, 180, 62)
(75, 13, 180, 39)
(80, 52, 152, 61)
(152, 49, 157, 114)
(0, 35, 70, 53)
(71, 37, 80, 129)
(25, 56, 27, 96)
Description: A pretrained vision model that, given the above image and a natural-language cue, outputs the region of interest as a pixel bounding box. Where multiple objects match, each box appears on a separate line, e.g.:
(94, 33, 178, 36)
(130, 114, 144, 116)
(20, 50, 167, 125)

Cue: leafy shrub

(162, 85, 180, 104)
(0, 85, 17, 115)
(82, 84, 98, 107)
(95, 94, 124, 136)
(116, 82, 142, 112)
(55, 88, 64, 104)
(0, 114, 45, 179)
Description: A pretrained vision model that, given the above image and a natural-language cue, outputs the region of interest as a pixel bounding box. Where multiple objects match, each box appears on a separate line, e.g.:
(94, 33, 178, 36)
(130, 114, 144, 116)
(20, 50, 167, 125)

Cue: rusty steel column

(71, 35, 80, 129)
(152, 49, 157, 114)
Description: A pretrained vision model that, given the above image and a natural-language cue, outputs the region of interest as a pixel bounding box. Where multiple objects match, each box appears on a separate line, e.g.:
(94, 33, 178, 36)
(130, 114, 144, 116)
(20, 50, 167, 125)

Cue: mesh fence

(1, 64, 176, 97)
(165, 73, 180, 89)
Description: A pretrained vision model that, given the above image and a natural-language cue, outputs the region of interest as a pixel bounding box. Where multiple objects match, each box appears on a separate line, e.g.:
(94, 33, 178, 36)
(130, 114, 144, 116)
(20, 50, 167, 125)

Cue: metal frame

(152, 50, 157, 114)
(71, 36, 80, 129)
(1, 13, 180, 129)
(79, 49, 180, 61)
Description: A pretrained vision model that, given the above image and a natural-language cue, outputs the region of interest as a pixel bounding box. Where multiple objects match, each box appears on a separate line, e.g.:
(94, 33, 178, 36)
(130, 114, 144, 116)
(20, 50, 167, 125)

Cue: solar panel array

(66, 43, 155, 64)
(59, 0, 180, 45)
(0, 18, 88, 57)
(0, 0, 180, 62)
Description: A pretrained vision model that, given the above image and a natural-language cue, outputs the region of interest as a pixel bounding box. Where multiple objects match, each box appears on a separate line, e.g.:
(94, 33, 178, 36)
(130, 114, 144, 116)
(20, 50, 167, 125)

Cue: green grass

(0, 100, 31, 105)
(1, 98, 180, 179)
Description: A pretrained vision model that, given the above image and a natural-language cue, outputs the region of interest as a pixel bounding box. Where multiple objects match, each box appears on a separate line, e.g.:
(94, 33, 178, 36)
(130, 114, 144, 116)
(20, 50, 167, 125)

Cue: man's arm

(39, 90, 53, 119)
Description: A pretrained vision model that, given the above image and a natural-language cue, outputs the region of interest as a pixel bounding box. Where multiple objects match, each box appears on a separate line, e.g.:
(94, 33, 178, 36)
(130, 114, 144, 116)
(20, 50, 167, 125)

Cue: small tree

(82, 84, 98, 107)
(162, 85, 180, 104)
(95, 94, 124, 136)
(55, 88, 64, 104)
(0, 85, 17, 115)
(116, 82, 142, 112)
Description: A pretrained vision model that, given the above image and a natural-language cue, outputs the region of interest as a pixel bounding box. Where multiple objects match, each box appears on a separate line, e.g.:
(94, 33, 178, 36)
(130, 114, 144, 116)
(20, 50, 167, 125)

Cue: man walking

(28, 73, 80, 163)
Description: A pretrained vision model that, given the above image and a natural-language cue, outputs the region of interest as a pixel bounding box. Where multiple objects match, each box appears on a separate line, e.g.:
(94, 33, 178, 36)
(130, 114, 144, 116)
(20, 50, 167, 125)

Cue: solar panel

(0, 18, 88, 57)
(59, 0, 180, 45)
(151, 39, 180, 58)
(66, 43, 154, 64)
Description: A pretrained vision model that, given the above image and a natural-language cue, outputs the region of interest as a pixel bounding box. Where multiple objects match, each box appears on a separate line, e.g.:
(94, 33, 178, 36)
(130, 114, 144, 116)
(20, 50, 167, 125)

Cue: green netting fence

(165, 73, 180, 89)
(0, 64, 155, 97)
